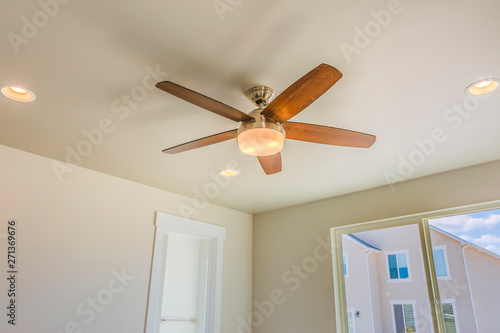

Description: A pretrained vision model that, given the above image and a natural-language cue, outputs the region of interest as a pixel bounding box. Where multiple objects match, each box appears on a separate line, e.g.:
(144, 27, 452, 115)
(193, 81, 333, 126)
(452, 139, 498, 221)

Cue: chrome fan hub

(246, 86, 275, 107)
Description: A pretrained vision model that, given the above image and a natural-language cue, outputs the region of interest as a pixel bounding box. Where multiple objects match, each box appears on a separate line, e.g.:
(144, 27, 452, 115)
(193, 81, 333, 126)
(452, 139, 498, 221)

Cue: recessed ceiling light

(0, 85, 36, 102)
(218, 169, 240, 177)
(466, 79, 499, 95)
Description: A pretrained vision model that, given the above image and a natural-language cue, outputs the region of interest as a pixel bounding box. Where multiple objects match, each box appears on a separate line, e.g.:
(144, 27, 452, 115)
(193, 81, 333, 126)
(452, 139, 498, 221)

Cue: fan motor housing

(238, 109, 285, 135)
(246, 86, 275, 107)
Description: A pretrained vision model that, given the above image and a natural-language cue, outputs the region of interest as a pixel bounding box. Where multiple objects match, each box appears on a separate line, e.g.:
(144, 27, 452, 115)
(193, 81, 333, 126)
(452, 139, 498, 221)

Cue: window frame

(331, 200, 500, 333)
(385, 250, 412, 283)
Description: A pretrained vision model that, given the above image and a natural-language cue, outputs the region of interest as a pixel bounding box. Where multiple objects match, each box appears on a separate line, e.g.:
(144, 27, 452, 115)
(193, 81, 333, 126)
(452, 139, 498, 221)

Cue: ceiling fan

(156, 63, 376, 175)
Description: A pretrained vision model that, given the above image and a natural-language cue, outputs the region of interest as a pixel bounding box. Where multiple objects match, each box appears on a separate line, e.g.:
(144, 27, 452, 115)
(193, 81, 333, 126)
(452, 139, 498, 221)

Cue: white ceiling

(1, 0, 499, 214)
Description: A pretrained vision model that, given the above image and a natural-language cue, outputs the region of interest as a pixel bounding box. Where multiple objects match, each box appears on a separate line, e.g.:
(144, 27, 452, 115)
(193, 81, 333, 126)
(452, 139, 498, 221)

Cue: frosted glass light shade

(237, 128, 285, 156)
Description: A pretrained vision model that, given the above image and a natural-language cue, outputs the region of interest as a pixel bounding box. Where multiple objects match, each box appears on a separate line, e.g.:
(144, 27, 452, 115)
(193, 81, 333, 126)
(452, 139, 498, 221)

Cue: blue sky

(429, 209, 500, 255)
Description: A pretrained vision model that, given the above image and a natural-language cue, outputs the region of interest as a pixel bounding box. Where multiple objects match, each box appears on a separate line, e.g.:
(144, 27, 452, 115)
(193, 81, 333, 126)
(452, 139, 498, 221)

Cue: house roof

(344, 234, 381, 253)
(430, 225, 500, 262)
(343, 226, 500, 262)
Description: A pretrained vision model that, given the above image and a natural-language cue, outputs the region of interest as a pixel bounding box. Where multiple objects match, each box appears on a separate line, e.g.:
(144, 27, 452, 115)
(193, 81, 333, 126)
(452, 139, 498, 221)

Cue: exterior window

(392, 302, 416, 333)
(387, 251, 410, 280)
(343, 253, 349, 277)
(433, 246, 450, 279)
(347, 309, 355, 333)
(442, 302, 458, 333)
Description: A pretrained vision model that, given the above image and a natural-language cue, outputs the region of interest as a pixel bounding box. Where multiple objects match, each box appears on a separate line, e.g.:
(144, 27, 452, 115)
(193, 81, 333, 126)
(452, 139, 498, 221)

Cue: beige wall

(0, 145, 252, 333)
(253, 159, 500, 333)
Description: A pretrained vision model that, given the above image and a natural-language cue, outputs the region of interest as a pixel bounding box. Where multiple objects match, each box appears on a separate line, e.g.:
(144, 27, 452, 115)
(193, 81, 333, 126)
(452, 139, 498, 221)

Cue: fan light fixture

(156, 64, 377, 175)
(238, 128, 285, 156)
(0, 85, 36, 102)
(237, 110, 285, 156)
(466, 79, 499, 95)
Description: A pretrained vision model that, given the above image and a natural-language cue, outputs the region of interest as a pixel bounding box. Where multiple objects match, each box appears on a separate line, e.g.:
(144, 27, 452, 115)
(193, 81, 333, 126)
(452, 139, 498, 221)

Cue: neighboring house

(342, 225, 500, 333)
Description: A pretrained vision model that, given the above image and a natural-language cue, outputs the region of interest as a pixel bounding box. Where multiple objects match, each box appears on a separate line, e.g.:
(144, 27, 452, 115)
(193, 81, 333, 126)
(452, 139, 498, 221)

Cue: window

(442, 301, 458, 333)
(391, 302, 417, 333)
(332, 203, 500, 333)
(432, 246, 450, 279)
(427, 300, 459, 333)
(343, 253, 349, 278)
(419, 246, 451, 281)
(346, 309, 355, 333)
(386, 250, 411, 281)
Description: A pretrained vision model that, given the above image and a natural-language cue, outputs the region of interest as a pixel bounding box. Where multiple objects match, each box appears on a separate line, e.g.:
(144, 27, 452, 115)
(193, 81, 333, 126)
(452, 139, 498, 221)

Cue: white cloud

(430, 214, 500, 233)
(484, 245, 499, 253)
(473, 234, 500, 244)
(459, 234, 472, 241)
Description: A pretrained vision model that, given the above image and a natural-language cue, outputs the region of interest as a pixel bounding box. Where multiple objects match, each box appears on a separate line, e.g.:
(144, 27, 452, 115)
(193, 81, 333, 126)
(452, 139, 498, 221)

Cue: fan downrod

(246, 86, 275, 108)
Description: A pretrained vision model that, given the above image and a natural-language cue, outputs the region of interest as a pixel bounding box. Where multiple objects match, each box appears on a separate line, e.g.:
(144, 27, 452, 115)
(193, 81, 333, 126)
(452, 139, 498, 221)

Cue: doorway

(146, 213, 225, 333)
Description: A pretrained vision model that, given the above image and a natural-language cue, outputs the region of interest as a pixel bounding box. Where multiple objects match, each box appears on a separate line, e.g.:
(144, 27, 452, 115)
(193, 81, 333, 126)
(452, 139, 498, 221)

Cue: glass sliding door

(428, 208, 500, 333)
(332, 204, 500, 333)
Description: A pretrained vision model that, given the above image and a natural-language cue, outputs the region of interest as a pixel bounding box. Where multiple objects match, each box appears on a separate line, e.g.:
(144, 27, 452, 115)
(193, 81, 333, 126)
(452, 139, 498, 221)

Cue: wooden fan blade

(163, 129, 238, 154)
(283, 122, 376, 148)
(261, 64, 343, 123)
(156, 81, 254, 122)
(257, 153, 282, 175)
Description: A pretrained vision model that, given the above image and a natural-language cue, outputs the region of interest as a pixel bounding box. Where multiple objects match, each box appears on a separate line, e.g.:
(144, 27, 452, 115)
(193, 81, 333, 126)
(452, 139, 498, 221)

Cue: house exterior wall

(342, 239, 373, 333)
(466, 250, 500, 332)
(343, 226, 499, 332)
(356, 225, 431, 332)
(428, 230, 477, 333)
(368, 254, 383, 332)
